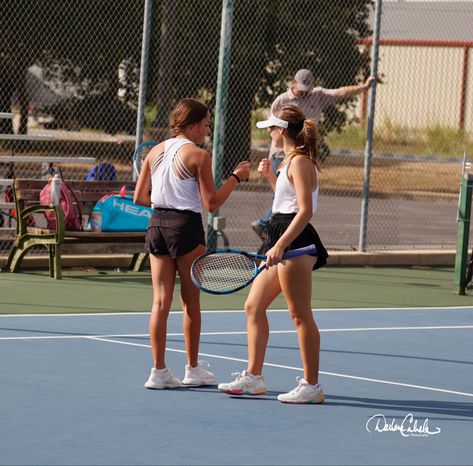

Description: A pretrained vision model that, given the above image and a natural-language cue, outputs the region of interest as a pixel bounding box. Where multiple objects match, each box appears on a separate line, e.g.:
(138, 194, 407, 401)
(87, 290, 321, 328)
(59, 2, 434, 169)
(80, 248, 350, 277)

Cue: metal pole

(358, 0, 382, 251)
(134, 0, 154, 181)
(454, 173, 473, 294)
(207, 0, 233, 249)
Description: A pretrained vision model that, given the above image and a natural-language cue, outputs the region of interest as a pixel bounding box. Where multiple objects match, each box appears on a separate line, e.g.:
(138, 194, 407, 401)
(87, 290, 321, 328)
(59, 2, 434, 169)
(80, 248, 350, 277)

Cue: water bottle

(89, 210, 102, 232)
(51, 174, 61, 205)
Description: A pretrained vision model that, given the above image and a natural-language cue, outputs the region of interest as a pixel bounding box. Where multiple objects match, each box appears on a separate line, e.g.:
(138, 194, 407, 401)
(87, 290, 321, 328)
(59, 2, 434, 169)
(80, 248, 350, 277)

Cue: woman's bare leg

(244, 266, 281, 375)
(176, 244, 206, 367)
(149, 254, 177, 369)
(278, 255, 319, 384)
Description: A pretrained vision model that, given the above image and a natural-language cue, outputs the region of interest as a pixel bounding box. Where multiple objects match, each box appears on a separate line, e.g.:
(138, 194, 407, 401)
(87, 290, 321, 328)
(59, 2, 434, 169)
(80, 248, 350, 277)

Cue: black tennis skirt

(261, 213, 329, 270)
(145, 208, 205, 258)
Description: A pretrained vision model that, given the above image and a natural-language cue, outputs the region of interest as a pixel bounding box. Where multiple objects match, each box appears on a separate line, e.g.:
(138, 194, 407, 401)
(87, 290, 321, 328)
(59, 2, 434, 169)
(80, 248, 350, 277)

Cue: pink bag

(39, 181, 83, 231)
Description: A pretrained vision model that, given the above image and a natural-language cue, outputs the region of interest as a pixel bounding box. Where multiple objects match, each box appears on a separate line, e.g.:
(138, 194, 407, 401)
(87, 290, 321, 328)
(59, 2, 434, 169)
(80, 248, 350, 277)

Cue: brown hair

(273, 104, 320, 170)
(170, 98, 209, 137)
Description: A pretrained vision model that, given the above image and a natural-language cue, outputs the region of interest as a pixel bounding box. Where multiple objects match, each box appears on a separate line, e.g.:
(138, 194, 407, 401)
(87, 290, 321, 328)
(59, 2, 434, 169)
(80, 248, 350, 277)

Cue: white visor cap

(256, 114, 288, 129)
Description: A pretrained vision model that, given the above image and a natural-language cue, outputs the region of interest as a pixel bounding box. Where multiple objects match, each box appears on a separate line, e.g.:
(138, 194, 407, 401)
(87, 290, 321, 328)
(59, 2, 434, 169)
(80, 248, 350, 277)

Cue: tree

(1, 0, 373, 153)
(0, 0, 144, 134)
(147, 0, 373, 174)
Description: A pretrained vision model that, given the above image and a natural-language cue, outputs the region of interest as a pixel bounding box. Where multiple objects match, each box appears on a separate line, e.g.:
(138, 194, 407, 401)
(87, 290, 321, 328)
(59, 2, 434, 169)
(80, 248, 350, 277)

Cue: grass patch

(326, 119, 473, 157)
(252, 109, 272, 142)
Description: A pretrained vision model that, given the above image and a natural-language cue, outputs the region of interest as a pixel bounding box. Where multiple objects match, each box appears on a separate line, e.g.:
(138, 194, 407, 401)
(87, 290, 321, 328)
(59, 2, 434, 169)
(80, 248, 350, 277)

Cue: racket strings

(192, 253, 257, 293)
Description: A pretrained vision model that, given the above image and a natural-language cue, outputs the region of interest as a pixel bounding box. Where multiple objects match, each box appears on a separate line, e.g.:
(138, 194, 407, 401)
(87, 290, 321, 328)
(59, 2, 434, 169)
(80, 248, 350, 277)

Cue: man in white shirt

(252, 68, 375, 240)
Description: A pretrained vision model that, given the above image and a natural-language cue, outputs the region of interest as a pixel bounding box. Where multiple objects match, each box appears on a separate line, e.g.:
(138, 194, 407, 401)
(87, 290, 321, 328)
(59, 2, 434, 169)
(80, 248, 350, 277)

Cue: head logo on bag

(39, 181, 83, 231)
(88, 186, 153, 232)
(111, 198, 152, 218)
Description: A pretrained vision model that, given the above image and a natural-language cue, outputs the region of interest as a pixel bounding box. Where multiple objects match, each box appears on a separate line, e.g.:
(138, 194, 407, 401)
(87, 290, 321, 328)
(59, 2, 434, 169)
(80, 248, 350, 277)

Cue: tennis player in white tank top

(134, 99, 250, 390)
(218, 104, 328, 404)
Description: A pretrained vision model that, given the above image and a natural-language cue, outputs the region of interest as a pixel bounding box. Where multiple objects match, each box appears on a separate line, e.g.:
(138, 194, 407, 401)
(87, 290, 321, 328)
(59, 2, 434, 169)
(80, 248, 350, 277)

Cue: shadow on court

(324, 395, 473, 419)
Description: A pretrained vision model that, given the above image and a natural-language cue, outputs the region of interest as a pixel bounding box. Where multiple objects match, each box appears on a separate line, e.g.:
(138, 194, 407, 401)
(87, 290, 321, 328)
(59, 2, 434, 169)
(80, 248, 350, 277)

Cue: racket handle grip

(283, 244, 317, 259)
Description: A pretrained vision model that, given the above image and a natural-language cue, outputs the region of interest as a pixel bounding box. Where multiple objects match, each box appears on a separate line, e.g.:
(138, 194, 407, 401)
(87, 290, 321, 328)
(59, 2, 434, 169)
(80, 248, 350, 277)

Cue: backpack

(84, 163, 117, 181)
(39, 180, 83, 231)
(89, 186, 153, 232)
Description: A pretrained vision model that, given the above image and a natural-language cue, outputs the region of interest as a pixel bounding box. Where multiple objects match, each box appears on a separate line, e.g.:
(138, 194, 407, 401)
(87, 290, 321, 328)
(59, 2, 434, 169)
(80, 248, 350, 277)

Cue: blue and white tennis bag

(89, 187, 153, 232)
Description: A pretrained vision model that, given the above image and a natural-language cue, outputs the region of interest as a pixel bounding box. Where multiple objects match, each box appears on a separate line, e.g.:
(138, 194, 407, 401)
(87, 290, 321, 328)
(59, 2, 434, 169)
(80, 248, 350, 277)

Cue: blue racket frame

(132, 141, 158, 178)
(191, 244, 317, 295)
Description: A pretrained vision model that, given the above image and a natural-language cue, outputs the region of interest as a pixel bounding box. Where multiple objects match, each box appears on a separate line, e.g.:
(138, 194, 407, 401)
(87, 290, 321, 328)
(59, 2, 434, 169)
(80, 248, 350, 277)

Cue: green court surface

(0, 266, 469, 315)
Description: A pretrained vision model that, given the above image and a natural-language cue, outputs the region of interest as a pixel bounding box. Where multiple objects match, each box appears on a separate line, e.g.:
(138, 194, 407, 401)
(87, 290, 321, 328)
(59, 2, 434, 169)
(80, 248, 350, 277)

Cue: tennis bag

(89, 187, 153, 232)
(39, 180, 83, 231)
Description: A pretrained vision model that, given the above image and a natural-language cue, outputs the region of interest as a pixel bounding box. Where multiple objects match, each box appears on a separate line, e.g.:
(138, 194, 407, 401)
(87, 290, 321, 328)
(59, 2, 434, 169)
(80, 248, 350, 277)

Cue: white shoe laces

(197, 360, 210, 370)
(288, 376, 304, 394)
(288, 377, 318, 394)
(162, 368, 176, 382)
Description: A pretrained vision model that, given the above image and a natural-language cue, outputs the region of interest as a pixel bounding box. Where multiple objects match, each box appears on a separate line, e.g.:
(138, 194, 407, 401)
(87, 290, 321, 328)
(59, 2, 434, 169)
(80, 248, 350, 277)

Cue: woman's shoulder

(289, 154, 314, 168)
(178, 142, 209, 167)
(148, 141, 166, 155)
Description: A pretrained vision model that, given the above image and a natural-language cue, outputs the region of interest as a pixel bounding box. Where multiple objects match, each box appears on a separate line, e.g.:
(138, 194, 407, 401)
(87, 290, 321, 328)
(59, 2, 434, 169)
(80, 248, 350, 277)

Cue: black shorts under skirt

(261, 213, 329, 271)
(145, 208, 205, 258)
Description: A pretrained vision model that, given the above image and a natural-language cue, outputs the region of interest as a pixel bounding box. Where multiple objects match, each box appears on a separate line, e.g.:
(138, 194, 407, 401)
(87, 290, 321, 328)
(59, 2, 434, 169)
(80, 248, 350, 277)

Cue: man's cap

(294, 69, 314, 92)
(256, 114, 288, 129)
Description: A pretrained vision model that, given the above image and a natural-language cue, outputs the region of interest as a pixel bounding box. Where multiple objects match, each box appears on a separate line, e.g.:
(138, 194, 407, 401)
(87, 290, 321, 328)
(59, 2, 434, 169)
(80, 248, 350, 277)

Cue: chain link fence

(1, 0, 471, 257)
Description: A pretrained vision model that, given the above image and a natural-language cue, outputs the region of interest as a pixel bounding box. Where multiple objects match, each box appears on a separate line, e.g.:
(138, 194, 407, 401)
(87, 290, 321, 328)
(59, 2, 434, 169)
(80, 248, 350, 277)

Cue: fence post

(358, 0, 382, 252)
(134, 0, 154, 181)
(207, 0, 233, 249)
(454, 173, 473, 294)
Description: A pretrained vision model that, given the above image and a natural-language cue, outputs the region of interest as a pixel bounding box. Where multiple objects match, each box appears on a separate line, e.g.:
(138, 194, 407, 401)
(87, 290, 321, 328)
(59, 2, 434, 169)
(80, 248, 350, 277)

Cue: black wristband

(230, 173, 241, 183)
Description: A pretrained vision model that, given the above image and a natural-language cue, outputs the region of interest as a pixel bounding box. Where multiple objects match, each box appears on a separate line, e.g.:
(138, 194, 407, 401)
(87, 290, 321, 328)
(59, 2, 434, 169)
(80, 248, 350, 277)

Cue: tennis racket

(133, 141, 158, 178)
(191, 244, 317, 295)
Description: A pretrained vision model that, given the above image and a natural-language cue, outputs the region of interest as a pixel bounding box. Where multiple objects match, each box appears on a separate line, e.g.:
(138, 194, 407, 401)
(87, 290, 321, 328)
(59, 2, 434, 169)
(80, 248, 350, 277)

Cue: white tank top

(150, 138, 202, 213)
(272, 163, 319, 214)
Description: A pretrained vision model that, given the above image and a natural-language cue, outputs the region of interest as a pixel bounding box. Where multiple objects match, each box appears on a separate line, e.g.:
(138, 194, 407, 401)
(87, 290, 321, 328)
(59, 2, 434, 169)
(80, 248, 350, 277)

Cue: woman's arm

(194, 148, 250, 212)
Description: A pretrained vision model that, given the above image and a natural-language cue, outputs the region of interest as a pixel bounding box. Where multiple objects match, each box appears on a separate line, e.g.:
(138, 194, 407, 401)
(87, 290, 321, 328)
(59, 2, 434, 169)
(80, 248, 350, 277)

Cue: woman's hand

(233, 161, 251, 181)
(258, 158, 272, 179)
(264, 243, 285, 268)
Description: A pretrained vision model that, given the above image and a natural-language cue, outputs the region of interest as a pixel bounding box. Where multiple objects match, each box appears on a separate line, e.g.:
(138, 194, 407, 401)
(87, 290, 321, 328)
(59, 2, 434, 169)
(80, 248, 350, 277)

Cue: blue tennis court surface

(1, 307, 472, 465)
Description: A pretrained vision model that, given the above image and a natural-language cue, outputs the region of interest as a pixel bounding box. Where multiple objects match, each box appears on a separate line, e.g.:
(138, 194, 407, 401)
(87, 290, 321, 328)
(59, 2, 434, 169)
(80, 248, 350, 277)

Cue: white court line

(87, 336, 473, 399)
(2, 324, 473, 341)
(1, 305, 473, 318)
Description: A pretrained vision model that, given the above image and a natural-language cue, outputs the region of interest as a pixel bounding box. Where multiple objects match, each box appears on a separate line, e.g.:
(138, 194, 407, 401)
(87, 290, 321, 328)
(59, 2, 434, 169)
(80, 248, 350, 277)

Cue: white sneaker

(218, 370, 266, 395)
(277, 377, 325, 404)
(182, 360, 216, 386)
(144, 367, 182, 389)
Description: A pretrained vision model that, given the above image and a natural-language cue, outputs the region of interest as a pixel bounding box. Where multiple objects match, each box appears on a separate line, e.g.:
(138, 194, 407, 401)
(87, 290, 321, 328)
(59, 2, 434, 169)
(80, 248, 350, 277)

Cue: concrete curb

(0, 250, 457, 270)
(327, 250, 456, 267)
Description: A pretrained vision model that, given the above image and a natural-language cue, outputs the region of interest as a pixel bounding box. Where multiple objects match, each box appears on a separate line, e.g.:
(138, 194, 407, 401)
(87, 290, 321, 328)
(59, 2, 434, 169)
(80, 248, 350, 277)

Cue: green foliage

(147, 0, 373, 172)
(425, 125, 470, 155)
(1, 0, 373, 145)
(252, 109, 272, 142)
(145, 106, 157, 129)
